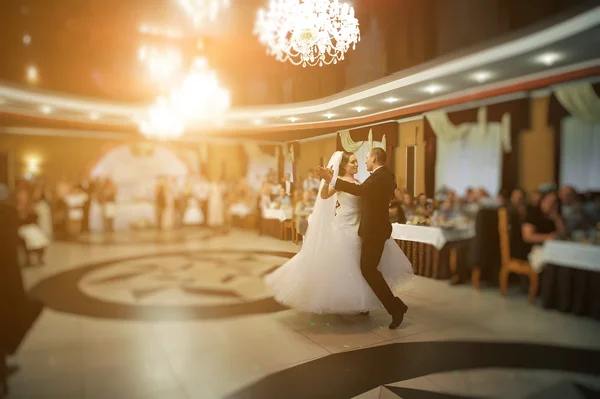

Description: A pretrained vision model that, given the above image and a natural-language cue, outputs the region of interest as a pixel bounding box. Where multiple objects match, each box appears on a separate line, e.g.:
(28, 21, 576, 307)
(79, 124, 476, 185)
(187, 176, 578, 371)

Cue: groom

(316, 148, 408, 329)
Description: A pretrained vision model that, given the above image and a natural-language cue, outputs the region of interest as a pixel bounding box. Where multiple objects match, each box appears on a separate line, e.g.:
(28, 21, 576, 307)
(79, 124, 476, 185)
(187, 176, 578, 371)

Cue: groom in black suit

(317, 148, 408, 329)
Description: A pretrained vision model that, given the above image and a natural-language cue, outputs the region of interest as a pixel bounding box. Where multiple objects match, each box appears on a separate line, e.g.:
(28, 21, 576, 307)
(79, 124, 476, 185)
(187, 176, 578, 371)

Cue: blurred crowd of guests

(389, 183, 600, 263)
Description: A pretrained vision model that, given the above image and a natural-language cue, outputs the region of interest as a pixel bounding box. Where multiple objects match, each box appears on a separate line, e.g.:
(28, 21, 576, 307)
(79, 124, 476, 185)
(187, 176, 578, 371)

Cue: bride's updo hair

(338, 151, 353, 177)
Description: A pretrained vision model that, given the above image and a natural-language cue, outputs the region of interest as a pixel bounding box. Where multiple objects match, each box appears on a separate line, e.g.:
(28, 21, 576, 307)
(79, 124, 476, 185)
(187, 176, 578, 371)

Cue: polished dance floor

(8, 229, 600, 398)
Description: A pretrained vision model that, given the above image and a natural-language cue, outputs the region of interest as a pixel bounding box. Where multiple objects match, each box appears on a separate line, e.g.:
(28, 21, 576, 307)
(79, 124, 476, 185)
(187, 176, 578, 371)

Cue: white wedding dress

(265, 152, 413, 314)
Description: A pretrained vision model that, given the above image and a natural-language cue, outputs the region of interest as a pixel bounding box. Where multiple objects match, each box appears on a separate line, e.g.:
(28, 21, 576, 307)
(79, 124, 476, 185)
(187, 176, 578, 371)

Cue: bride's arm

(320, 183, 337, 199)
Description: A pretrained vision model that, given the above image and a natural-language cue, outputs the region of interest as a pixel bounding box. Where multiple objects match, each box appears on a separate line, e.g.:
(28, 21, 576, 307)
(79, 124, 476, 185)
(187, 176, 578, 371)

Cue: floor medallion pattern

(29, 249, 294, 321)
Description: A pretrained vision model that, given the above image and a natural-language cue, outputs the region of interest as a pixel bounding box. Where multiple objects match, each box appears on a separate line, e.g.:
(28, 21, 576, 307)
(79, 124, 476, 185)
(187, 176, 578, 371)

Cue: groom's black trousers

(360, 237, 405, 315)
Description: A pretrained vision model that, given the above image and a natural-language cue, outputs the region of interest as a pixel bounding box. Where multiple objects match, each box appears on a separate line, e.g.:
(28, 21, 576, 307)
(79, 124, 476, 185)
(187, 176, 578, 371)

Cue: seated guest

(399, 191, 415, 221)
(508, 188, 528, 220)
(465, 187, 476, 204)
(259, 186, 272, 210)
(295, 191, 314, 237)
(310, 188, 319, 201)
(302, 170, 320, 192)
(558, 186, 590, 234)
(520, 191, 565, 259)
(415, 193, 432, 217)
(389, 189, 407, 224)
(274, 188, 291, 207)
(439, 197, 459, 221)
(583, 192, 600, 224)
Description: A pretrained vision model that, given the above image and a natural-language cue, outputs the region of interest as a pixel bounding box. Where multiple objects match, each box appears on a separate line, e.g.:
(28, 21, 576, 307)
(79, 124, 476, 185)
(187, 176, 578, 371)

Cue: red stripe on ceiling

(1, 65, 599, 137)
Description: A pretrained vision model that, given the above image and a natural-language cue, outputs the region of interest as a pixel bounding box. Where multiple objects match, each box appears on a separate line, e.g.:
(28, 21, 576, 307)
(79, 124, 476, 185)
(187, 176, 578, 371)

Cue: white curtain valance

(340, 129, 387, 153)
(426, 106, 512, 153)
(555, 82, 600, 125)
(339, 130, 362, 152)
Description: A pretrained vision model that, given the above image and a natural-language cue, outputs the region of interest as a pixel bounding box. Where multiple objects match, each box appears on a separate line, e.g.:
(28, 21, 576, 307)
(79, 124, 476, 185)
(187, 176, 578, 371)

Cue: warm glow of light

(177, 0, 231, 27)
(138, 45, 182, 82)
(89, 112, 100, 121)
(288, 117, 298, 122)
(423, 84, 442, 94)
(139, 98, 184, 140)
(26, 65, 38, 83)
(384, 97, 399, 103)
(471, 71, 493, 83)
(254, 0, 361, 67)
(169, 57, 230, 121)
(25, 156, 41, 175)
(253, 119, 263, 125)
(536, 52, 563, 66)
(353, 106, 365, 112)
(324, 113, 335, 119)
(138, 24, 183, 39)
(40, 105, 53, 115)
(23, 34, 32, 45)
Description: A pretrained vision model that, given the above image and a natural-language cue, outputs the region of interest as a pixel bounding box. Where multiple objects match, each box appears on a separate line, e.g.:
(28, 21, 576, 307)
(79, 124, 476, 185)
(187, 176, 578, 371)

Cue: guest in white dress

(33, 193, 53, 241)
(16, 188, 49, 266)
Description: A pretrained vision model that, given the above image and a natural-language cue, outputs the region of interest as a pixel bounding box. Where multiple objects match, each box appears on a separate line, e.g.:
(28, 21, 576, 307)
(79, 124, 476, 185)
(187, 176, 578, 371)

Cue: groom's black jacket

(334, 166, 396, 241)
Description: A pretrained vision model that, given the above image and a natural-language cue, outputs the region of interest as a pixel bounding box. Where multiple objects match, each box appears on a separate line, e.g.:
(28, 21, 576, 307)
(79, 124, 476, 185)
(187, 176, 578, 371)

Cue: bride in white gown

(265, 151, 413, 314)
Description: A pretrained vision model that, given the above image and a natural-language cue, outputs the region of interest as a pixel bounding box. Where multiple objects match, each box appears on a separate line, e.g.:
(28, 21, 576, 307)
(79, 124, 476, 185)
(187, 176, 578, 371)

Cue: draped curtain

(560, 117, 600, 191)
(549, 82, 600, 187)
(435, 123, 503, 195)
(424, 98, 529, 197)
(243, 143, 277, 192)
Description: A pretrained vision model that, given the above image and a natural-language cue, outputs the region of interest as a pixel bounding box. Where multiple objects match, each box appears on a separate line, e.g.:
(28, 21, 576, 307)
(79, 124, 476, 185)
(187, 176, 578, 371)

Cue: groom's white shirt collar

(371, 165, 384, 174)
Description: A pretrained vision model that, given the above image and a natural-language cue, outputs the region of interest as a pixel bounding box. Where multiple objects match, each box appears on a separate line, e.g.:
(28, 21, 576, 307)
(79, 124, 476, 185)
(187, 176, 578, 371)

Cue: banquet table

(391, 223, 475, 278)
(537, 240, 600, 319)
(259, 207, 293, 239)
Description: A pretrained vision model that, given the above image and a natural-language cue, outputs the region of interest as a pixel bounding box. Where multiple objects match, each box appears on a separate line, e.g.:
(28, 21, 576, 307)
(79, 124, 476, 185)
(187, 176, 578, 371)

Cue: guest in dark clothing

(0, 185, 43, 395)
(155, 179, 167, 230)
(520, 191, 565, 259)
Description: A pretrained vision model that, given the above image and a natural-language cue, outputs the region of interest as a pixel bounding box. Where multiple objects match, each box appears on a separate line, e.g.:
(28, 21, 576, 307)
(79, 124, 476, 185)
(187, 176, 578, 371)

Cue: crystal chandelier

(138, 98, 185, 140)
(177, 0, 231, 27)
(138, 57, 230, 139)
(254, 0, 360, 67)
(169, 57, 230, 121)
(138, 45, 183, 83)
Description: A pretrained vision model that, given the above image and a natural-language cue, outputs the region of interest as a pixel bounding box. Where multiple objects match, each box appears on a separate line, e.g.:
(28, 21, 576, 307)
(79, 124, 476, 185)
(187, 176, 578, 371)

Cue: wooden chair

(280, 206, 297, 243)
(498, 207, 539, 302)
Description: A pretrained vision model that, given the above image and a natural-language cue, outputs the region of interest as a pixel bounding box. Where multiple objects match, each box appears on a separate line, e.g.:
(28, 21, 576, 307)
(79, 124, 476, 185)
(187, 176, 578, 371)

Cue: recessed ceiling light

(324, 113, 335, 119)
(23, 34, 31, 45)
(288, 117, 298, 122)
(353, 106, 366, 113)
(423, 84, 442, 94)
(89, 112, 100, 121)
(535, 52, 563, 66)
(471, 71, 493, 83)
(253, 119, 262, 125)
(40, 105, 53, 115)
(384, 97, 399, 103)
(26, 65, 38, 83)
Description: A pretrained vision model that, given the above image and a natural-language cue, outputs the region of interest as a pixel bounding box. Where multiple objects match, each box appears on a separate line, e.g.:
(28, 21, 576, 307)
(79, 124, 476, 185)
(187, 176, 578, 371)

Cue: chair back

(497, 207, 511, 266)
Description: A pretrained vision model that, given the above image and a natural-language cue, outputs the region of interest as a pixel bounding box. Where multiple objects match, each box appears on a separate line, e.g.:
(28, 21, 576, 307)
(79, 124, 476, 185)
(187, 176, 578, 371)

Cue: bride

(265, 151, 413, 314)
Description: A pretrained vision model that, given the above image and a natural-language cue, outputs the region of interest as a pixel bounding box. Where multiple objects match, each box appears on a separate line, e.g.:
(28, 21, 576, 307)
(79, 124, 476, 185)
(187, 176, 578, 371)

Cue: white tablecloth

(263, 208, 292, 222)
(529, 241, 600, 273)
(391, 223, 475, 250)
(230, 203, 254, 218)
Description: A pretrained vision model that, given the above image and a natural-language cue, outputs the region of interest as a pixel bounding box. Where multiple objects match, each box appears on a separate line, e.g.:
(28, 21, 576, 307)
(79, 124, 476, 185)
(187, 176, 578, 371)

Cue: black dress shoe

(389, 302, 408, 330)
(358, 311, 370, 316)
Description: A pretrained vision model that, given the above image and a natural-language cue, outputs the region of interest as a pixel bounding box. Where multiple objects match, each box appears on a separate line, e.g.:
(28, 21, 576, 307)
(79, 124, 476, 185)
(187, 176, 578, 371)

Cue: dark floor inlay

(226, 341, 600, 399)
(384, 386, 479, 399)
(29, 249, 294, 321)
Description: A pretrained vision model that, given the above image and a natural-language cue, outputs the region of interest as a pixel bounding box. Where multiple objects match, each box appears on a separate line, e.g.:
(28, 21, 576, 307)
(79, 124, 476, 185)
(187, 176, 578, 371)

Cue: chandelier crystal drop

(254, 0, 360, 67)
(169, 57, 231, 121)
(177, 0, 231, 27)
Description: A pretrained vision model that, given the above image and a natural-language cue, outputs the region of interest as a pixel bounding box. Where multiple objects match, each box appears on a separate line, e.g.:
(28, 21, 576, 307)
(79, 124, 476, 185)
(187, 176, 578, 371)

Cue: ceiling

(0, 3, 599, 141)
